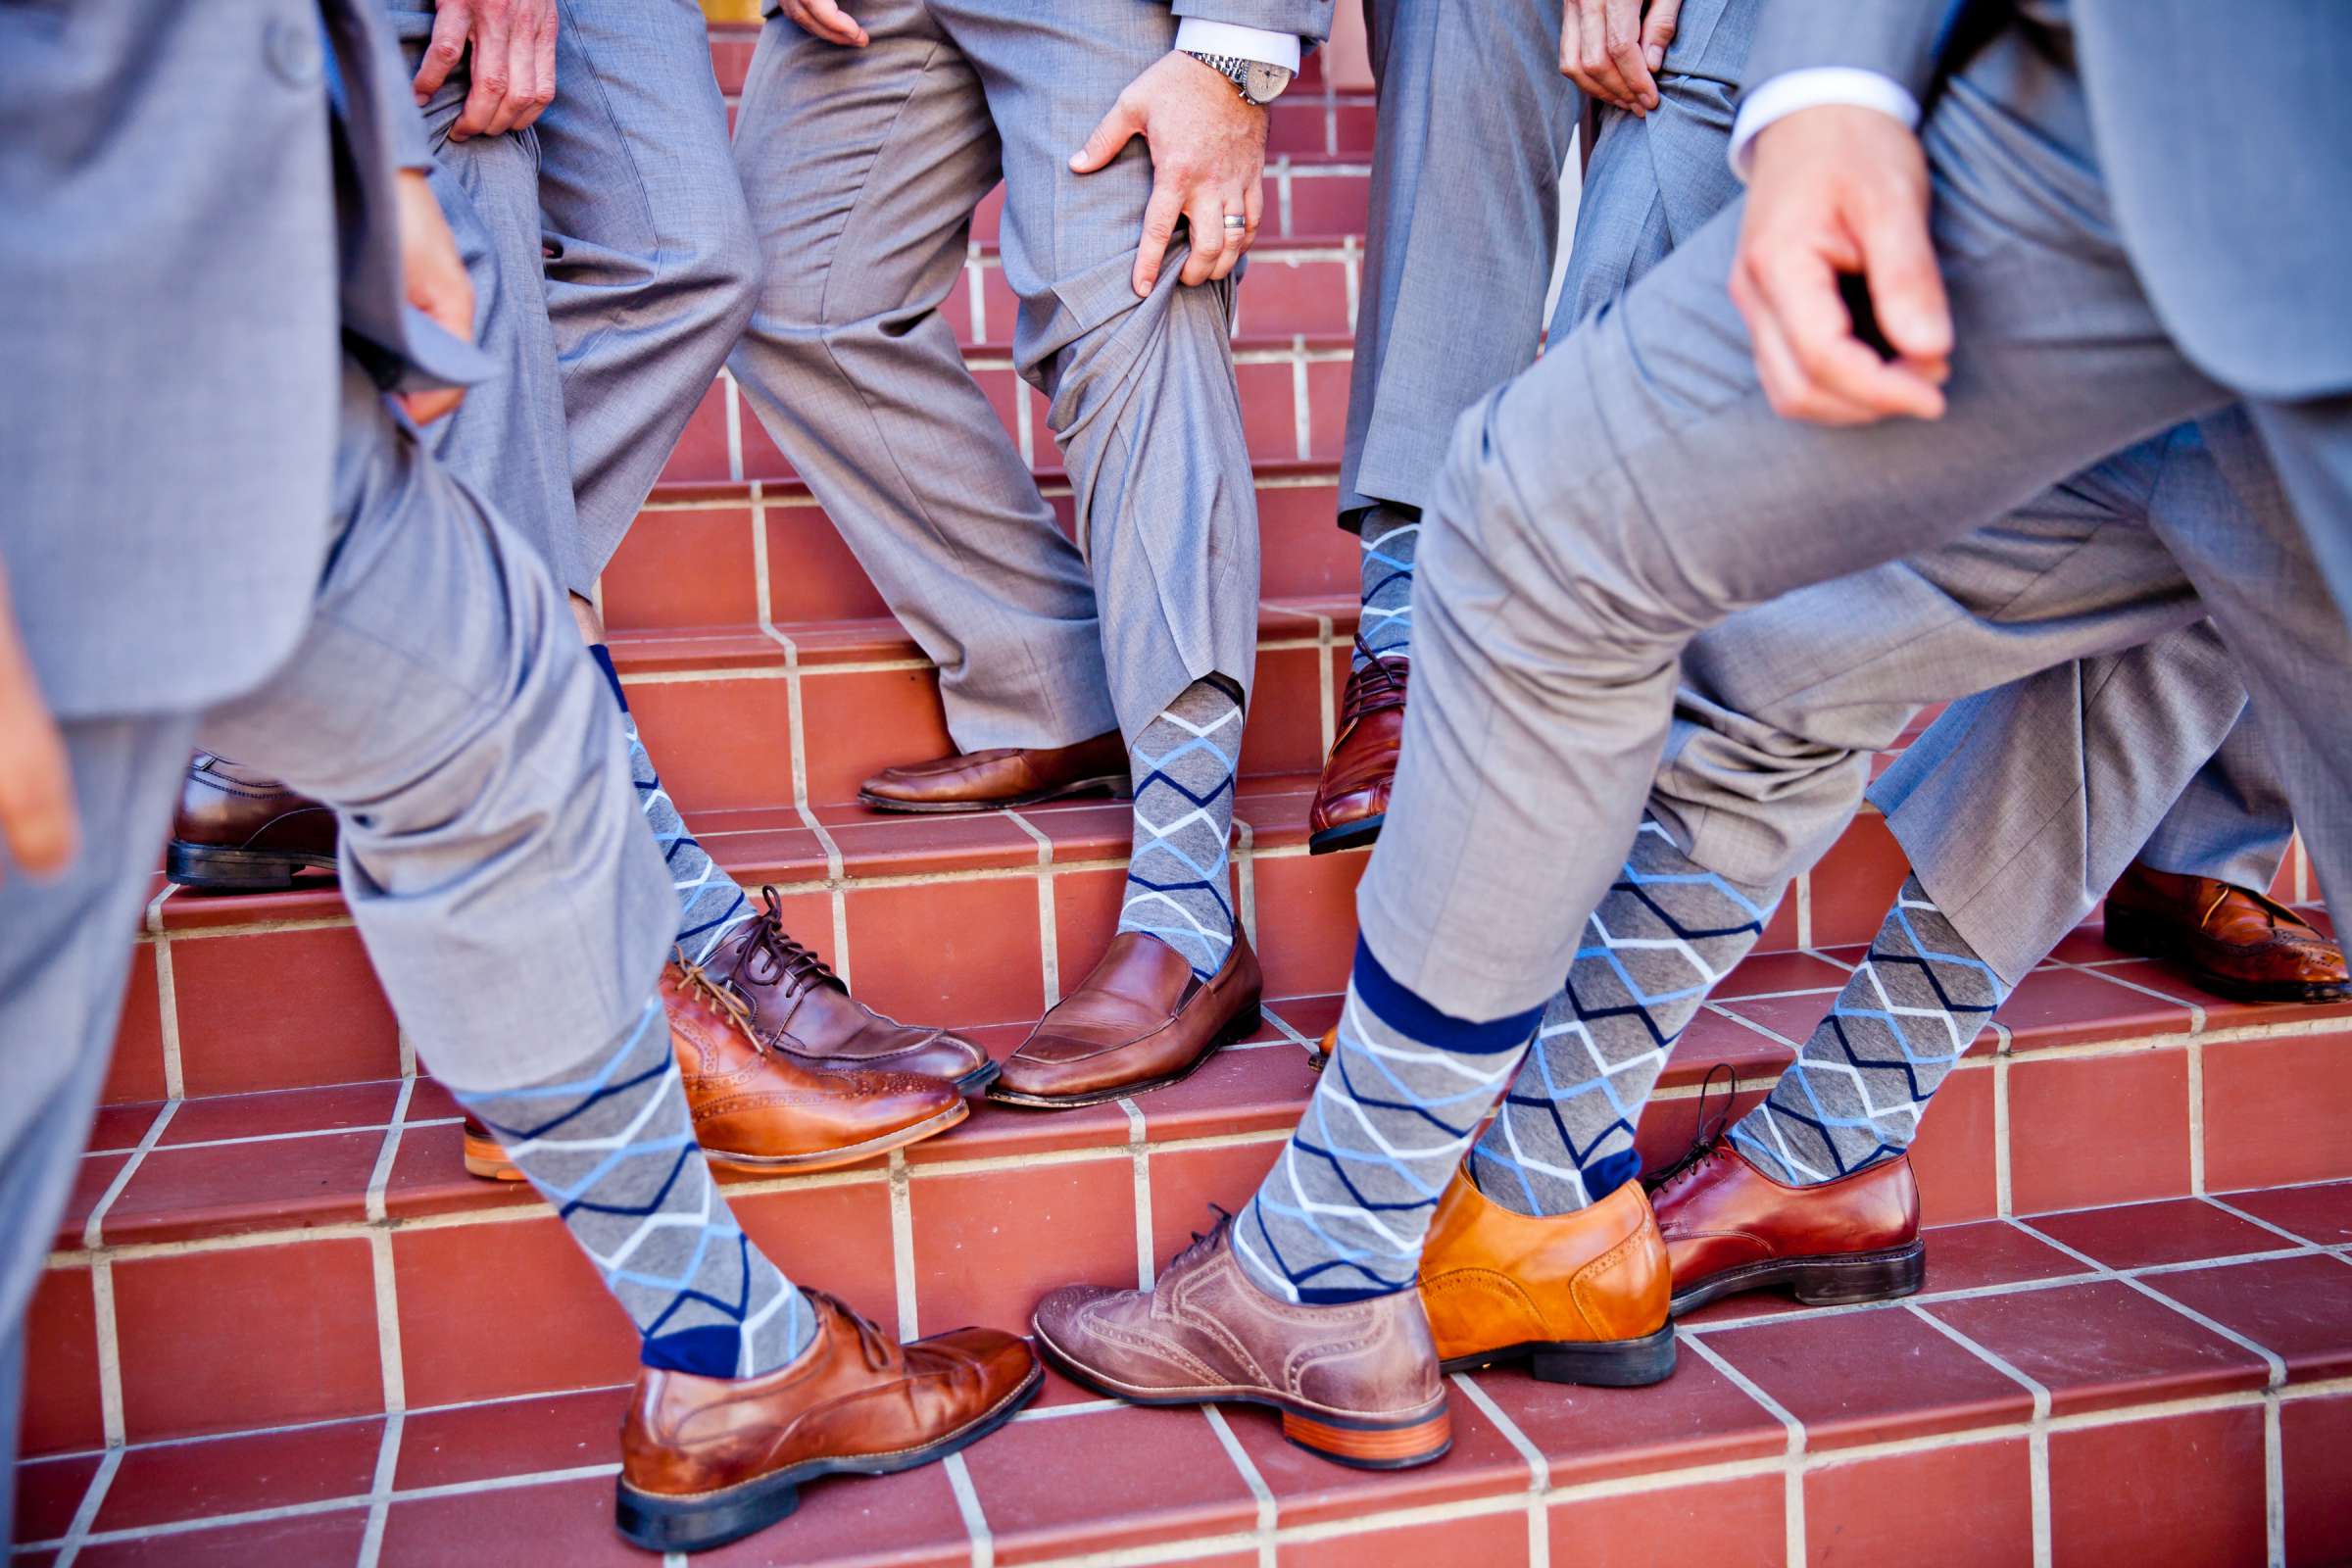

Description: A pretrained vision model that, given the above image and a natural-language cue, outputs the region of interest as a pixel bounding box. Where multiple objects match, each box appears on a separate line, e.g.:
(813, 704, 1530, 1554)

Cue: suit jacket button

(266, 17, 323, 87)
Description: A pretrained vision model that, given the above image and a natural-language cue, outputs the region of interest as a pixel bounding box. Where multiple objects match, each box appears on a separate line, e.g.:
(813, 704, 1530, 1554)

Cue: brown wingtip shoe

(616, 1290, 1041, 1553)
(990, 931, 1262, 1107)
(858, 729, 1129, 814)
(1419, 1170, 1676, 1385)
(167, 753, 339, 891)
(2104, 861, 2348, 1004)
(1033, 1218, 1451, 1470)
(1306, 648, 1406, 856)
(1649, 1142, 1924, 1316)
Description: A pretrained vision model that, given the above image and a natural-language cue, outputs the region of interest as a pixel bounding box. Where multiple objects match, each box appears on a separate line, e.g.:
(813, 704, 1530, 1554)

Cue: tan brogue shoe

(1649, 1142, 1924, 1316)
(615, 1290, 1041, 1553)
(858, 729, 1129, 813)
(1306, 647, 1406, 856)
(990, 931, 1262, 1107)
(1419, 1170, 1676, 1385)
(463, 960, 969, 1180)
(2105, 861, 2348, 1004)
(1033, 1217, 1451, 1469)
(167, 753, 339, 890)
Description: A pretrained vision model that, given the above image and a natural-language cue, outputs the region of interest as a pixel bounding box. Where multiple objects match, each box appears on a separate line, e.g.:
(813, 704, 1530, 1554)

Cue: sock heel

(1530, 1323, 1677, 1388)
(1790, 1242, 1927, 1306)
(1280, 1406, 1451, 1470)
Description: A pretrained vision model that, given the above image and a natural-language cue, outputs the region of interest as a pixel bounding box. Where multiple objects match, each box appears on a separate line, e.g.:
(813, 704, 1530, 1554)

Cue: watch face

(1242, 61, 1293, 104)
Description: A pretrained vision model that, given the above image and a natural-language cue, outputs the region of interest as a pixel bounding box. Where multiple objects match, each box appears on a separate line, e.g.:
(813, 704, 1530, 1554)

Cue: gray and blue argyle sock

(1116, 678, 1244, 980)
(1731, 876, 2011, 1183)
(1354, 505, 1417, 668)
(1468, 819, 1782, 1217)
(455, 995, 816, 1379)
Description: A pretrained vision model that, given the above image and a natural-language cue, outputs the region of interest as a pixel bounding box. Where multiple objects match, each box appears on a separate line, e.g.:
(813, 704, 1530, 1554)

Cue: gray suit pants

(385, 0, 758, 599)
(724, 0, 1259, 751)
(1359, 26, 2352, 1018)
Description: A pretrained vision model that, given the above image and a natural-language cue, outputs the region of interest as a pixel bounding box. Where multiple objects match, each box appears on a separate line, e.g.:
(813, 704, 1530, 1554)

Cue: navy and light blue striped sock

(1468, 820, 1782, 1217)
(1116, 679, 1243, 980)
(1353, 506, 1417, 668)
(1731, 876, 2010, 1182)
(453, 995, 816, 1379)
(1234, 940, 1539, 1303)
(588, 646, 754, 963)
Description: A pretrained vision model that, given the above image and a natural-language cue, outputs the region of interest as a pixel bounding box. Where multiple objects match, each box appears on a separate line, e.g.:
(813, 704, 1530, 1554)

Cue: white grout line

(1233, 817, 1258, 954)
(143, 886, 185, 1102)
(1680, 1335, 1805, 1563)
(1993, 1053, 2015, 1217)
(352, 1410, 404, 1568)
(87, 1261, 123, 1449)
(1014, 378, 1036, 468)
(2052, 958, 2206, 1034)
(50, 1446, 122, 1568)
(966, 243, 988, 341)
(1907, 1305, 2052, 1568)
(1121, 1098, 1154, 1290)
(1792, 872, 1813, 950)
(81, 1101, 177, 1250)
(945, 1450, 995, 1568)
(2186, 1036, 2208, 1196)
(368, 1228, 409, 1416)
(1341, 236, 1360, 331)
(79, 1114, 460, 1161)
(1006, 808, 1059, 1007)
(1289, 342, 1311, 462)
(2005, 1217, 2288, 1387)
(721, 368, 744, 484)
(1452, 1373, 1550, 1568)
(889, 1149, 920, 1342)
(1201, 1405, 1277, 1568)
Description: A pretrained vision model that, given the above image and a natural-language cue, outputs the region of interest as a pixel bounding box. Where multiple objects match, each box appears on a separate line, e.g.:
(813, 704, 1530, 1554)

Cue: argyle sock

(1731, 875, 2012, 1183)
(1467, 819, 1782, 1217)
(454, 996, 816, 1378)
(1354, 505, 1417, 667)
(588, 646, 753, 963)
(1116, 678, 1244, 980)
(1235, 940, 1539, 1302)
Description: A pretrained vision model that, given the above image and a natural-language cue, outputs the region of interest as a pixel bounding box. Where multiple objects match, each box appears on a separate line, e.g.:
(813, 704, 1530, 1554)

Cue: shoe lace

(1340, 634, 1407, 726)
(737, 885, 847, 1004)
(1168, 1203, 1236, 1275)
(673, 947, 761, 1042)
(803, 1287, 897, 1371)
(1643, 1063, 1740, 1196)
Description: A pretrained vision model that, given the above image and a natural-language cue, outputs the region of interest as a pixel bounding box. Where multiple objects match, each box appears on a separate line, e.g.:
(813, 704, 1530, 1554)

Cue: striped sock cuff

(1349, 937, 1543, 1055)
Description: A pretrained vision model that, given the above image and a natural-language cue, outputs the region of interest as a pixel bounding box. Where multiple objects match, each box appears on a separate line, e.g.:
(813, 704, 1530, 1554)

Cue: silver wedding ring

(1222, 215, 1248, 229)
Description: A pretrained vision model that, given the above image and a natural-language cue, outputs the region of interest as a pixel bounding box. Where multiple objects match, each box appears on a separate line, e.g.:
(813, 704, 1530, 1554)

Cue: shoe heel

(1790, 1243, 1927, 1306)
(2100, 906, 2164, 960)
(1218, 1002, 1263, 1049)
(1530, 1323, 1677, 1388)
(166, 843, 306, 892)
(462, 1132, 524, 1183)
(616, 1477, 800, 1554)
(1280, 1406, 1451, 1470)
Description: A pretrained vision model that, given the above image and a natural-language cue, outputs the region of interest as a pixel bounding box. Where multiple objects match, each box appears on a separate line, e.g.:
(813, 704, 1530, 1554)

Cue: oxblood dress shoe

(167, 754, 338, 890)
(705, 886, 997, 1093)
(1419, 1170, 1676, 1385)
(1648, 1142, 1923, 1316)
(1034, 1216, 1451, 1469)
(464, 960, 968, 1180)
(2104, 861, 2348, 1004)
(1306, 645, 1406, 856)
(989, 931, 1262, 1107)
(858, 729, 1128, 813)
(616, 1290, 1041, 1552)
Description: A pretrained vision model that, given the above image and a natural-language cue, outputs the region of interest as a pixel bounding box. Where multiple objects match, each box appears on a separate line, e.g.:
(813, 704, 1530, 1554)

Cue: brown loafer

(705, 886, 997, 1093)
(616, 1290, 1041, 1553)
(1306, 648, 1406, 856)
(1649, 1142, 1923, 1316)
(1033, 1217, 1451, 1469)
(858, 729, 1129, 814)
(1419, 1170, 1676, 1385)
(989, 931, 1262, 1107)
(463, 960, 969, 1180)
(167, 753, 340, 890)
(2104, 861, 2348, 1004)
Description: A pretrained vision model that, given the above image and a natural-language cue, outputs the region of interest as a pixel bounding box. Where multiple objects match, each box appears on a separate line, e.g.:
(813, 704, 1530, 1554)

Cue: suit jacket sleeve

(1743, 0, 1949, 101)
(1170, 0, 1334, 47)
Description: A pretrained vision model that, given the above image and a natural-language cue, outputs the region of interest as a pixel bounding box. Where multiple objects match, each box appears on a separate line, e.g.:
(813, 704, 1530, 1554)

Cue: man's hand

(1562, 0, 1683, 116)
(396, 169, 476, 425)
(777, 0, 868, 46)
(1072, 52, 1267, 298)
(0, 563, 76, 885)
(413, 0, 560, 142)
(1731, 105, 1951, 425)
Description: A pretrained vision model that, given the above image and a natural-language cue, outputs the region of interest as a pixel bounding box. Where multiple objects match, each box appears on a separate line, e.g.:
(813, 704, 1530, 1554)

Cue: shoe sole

(1033, 1323, 1449, 1470)
(983, 1002, 1262, 1109)
(166, 842, 338, 892)
(858, 775, 1130, 815)
(1667, 1241, 1927, 1318)
(1439, 1321, 1677, 1387)
(1306, 813, 1385, 857)
(956, 1058, 1004, 1096)
(2102, 906, 2350, 1003)
(462, 1101, 969, 1183)
(613, 1361, 1043, 1553)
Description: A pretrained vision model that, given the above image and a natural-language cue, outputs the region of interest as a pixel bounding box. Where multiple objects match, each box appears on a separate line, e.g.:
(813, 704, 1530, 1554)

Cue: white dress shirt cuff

(1173, 19, 1302, 74)
(1728, 68, 1923, 181)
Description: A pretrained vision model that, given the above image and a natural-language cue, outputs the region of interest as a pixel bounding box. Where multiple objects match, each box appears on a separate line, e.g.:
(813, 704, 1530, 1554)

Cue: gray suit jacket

(0, 0, 483, 721)
(1745, 0, 2352, 402)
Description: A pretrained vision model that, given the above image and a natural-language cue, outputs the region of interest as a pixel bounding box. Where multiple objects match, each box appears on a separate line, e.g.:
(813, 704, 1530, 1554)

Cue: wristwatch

(1182, 50, 1295, 107)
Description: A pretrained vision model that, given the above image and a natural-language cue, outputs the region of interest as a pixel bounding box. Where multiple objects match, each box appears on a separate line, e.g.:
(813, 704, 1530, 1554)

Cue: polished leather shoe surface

(1649, 1143, 1923, 1316)
(463, 962, 968, 1180)
(858, 729, 1128, 813)
(991, 931, 1262, 1107)
(1419, 1170, 1675, 1385)
(167, 753, 339, 890)
(1307, 652, 1407, 856)
(707, 886, 996, 1093)
(2105, 861, 2348, 1004)
(1034, 1218, 1451, 1469)
(617, 1290, 1041, 1553)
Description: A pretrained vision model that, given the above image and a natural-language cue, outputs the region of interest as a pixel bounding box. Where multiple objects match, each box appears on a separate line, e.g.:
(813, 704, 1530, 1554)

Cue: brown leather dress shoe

(166, 753, 339, 890)
(1648, 1142, 1924, 1316)
(990, 931, 1262, 1107)
(2104, 861, 2348, 1004)
(1307, 649, 1406, 856)
(1034, 1217, 1451, 1469)
(1419, 1169, 1676, 1385)
(463, 960, 969, 1180)
(704, 886, 997, 1093)
(616, 1289, 1041, 1553)
(858, 729, 1129, 813)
